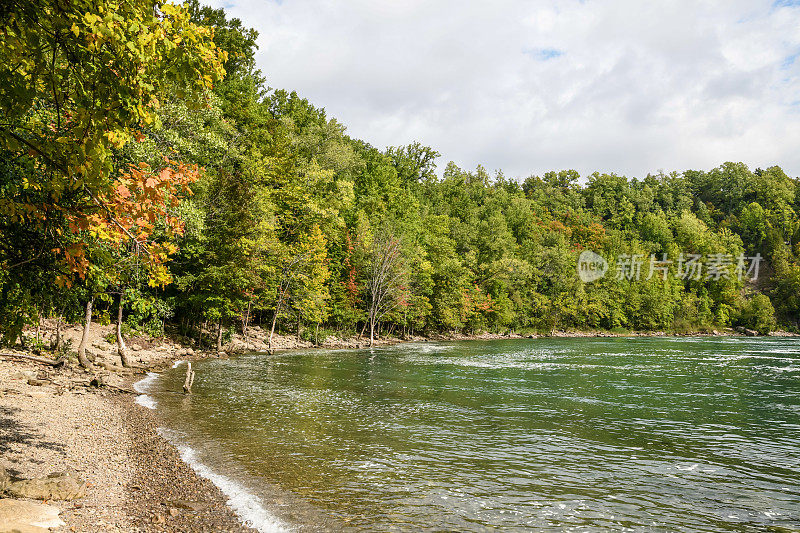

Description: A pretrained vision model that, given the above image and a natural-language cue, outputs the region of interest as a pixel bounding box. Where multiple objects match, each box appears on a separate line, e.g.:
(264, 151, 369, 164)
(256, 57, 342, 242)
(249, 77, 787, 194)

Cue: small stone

(12, 370, 37, 381)
(168, 507, 179, 517)
(169, 500, 210, 511)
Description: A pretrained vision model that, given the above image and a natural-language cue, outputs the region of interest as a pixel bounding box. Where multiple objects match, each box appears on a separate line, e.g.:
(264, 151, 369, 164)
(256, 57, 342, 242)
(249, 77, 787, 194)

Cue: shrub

(738, 294, 776, 335)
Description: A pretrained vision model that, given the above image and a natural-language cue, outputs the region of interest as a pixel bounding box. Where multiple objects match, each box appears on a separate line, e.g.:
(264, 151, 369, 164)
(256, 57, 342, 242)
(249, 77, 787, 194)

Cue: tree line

(2, 0, 798, 364)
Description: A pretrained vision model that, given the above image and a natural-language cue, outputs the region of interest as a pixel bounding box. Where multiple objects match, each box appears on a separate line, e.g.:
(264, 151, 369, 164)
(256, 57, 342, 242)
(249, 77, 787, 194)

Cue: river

(142, 337, 800, 531)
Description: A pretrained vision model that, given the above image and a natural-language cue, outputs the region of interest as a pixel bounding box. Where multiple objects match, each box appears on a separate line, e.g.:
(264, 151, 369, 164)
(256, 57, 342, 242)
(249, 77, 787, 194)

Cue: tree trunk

(268, 311, 278, 353)
(77, 297, 94, 370)
(183, 362, 195, 394)
(216, 321, 223, 354)
(369, 319, 375, 347)
(315, 322, 319, 346)
(116, 294, 131, 367)
(53, 314, 63, 351)
(268, 293, 284, 353)
(296, 315, 301, 343)
(243, 300, 252, 346)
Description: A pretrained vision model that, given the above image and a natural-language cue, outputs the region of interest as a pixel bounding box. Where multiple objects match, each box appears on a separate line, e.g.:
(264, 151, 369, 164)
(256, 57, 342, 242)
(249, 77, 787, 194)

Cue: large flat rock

(0, 499, 65, 532)
(4, 473, 86, 501)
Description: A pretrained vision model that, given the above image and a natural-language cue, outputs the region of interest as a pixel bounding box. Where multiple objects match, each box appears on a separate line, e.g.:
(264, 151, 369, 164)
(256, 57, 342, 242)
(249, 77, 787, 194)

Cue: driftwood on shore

(0, 352, 66, 367)
(183, 362, 195, 394)
(66, 378, 136, 394)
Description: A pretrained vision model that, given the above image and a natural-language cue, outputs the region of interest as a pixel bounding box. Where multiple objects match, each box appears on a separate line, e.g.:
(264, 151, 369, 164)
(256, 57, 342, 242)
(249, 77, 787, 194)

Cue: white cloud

(207, 0, 800, 179)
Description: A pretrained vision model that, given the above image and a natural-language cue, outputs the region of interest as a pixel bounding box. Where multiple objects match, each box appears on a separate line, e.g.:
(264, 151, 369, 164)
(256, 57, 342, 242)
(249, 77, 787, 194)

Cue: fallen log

(0, 352, 65, 367)
(68, 379, 135, 395)
(105, 383, 136, 394)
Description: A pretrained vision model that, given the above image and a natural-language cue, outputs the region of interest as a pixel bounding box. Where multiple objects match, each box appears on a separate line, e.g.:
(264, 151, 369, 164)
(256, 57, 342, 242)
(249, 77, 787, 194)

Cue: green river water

(147, 337, 800, 531)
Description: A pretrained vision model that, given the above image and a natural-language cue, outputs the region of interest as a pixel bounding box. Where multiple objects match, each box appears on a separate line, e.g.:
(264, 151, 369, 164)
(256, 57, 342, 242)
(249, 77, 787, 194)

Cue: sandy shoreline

(0, 355, 255, 532)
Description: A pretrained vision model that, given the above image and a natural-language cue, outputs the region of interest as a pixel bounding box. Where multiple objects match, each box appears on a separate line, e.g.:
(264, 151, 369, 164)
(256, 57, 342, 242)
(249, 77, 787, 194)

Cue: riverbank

(1, 323, 797, 531)
(0, 353, 255, 532)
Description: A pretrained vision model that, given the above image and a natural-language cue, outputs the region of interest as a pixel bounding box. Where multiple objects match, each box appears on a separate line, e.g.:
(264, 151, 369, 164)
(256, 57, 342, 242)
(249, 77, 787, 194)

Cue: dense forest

(2, 0, 799, 362)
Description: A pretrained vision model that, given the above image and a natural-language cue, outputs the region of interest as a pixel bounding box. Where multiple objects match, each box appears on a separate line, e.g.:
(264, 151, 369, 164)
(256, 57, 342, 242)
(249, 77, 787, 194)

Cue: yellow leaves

(104, 129, 129, 148)
(83, 12, 100, 26)
(160, 3, 179, 17)
(1, 0, 225, 286)
(146, 263, 172, 288)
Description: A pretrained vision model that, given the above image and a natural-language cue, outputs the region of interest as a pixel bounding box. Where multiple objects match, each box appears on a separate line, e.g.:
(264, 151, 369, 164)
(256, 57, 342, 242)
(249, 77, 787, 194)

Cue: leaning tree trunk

(242, 300, 252, 347)
(216, 321, 223, 354)
(77, 297, 94, 370)
(116, 294, 131, 367)
(268, 295, 284, 353)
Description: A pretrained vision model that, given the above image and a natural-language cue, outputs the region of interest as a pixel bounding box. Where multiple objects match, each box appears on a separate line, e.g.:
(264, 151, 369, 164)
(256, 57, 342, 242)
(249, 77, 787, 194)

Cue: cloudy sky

(209, 0, 800, 180)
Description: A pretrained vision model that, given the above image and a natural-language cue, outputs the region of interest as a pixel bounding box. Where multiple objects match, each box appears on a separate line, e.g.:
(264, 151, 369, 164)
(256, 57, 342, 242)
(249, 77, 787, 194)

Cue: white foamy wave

(134, 372, 159, 410)
(134, 371, 159, 393)
(411, 343, 455, 354)
(172, 359, 186, 368)
(158, 428, 291, 533)
(134, 394, 157, 409)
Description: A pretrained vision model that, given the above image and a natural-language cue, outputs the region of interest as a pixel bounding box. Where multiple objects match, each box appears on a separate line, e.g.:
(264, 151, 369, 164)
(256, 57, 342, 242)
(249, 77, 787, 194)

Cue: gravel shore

(0, 354, 255, 532)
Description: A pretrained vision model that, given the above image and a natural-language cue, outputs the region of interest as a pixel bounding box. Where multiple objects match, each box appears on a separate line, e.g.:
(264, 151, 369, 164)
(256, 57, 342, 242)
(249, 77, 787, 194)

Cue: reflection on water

(151, 337, 800, 531)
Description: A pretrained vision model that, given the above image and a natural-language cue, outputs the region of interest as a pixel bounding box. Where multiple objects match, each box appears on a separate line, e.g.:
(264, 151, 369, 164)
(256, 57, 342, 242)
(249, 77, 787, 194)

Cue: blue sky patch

(525, 48, 564, 61)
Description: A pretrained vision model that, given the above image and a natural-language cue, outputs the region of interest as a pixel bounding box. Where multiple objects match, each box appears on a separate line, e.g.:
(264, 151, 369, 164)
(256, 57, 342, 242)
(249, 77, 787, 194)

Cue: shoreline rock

(0, 499, 65, 533)
(2, 472, 86, 501)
